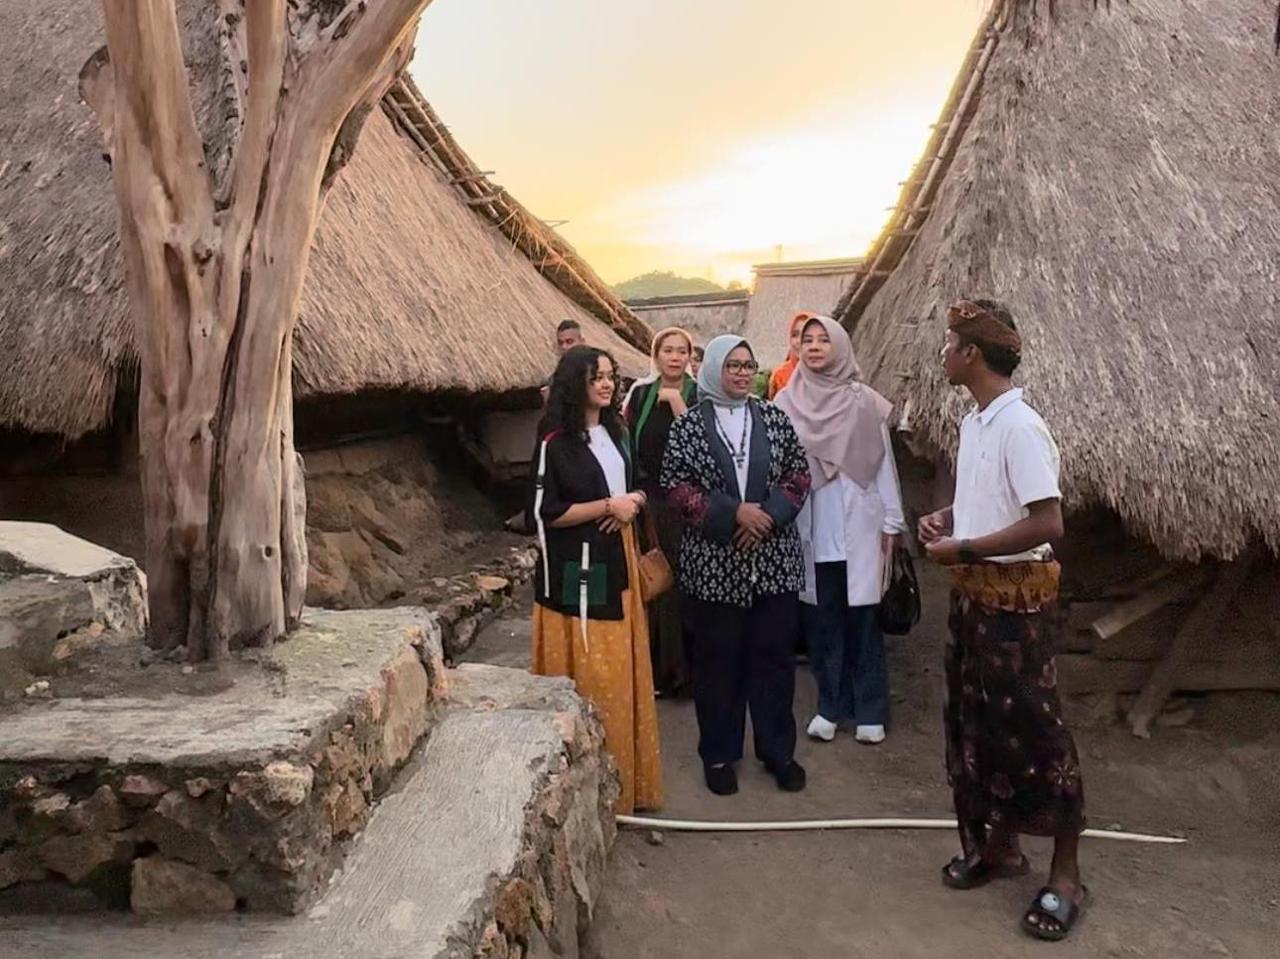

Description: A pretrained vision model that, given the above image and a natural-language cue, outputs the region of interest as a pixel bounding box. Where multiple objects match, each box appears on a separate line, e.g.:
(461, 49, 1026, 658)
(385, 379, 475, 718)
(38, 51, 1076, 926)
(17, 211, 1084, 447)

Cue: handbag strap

(642, 501, 661, 551)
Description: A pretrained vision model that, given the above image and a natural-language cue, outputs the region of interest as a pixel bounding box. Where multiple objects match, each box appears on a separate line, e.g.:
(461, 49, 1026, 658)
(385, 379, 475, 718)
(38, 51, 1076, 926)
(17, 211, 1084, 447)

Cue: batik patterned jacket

(659, 398, 811, 608)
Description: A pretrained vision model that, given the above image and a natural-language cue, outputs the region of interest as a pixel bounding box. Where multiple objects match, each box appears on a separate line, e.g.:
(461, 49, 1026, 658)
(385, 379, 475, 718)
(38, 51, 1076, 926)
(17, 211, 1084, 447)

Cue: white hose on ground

(616, 814, 1186, 845)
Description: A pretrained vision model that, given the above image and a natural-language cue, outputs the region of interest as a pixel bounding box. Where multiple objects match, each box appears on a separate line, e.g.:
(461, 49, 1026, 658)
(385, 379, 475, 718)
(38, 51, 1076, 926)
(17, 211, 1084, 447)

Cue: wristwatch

(958, 540, 980, 564)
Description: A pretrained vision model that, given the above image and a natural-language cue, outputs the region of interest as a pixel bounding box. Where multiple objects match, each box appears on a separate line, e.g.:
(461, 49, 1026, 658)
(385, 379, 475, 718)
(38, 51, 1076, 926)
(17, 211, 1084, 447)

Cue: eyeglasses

(724, 360, 758, 374)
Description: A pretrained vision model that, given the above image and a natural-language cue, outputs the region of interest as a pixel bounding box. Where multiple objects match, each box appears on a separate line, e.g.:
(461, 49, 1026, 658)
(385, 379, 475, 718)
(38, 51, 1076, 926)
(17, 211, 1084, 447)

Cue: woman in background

(766, 312, 813, 399)
(775, 316, 905, 746)
(532, 346, 663, 813)
(624, 327, 697, 697)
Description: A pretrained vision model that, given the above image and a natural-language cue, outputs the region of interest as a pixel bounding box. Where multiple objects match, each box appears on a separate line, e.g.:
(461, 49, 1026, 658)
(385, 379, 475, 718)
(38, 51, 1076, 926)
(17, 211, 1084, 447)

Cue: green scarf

(633, 376, 695, 450)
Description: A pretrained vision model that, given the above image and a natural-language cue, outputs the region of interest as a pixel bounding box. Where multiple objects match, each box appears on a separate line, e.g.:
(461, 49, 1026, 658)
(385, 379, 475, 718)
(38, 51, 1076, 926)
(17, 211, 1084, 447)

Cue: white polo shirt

(953, 388, 1060, 563)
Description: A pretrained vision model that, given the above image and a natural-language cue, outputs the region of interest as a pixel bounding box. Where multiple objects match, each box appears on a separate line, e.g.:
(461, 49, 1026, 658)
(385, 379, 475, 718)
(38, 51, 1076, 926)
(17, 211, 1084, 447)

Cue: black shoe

(704, 764, 738, 796)
(767, 760, 807, 793)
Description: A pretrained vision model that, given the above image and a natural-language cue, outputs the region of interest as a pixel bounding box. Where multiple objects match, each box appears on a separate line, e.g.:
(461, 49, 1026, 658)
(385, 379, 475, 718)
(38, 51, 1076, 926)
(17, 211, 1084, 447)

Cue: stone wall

(0, 606, 447, 914)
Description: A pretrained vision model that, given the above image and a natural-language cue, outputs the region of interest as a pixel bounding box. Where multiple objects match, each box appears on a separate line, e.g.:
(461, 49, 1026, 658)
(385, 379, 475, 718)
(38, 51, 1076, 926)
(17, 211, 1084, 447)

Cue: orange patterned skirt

(948, 559, 1061, 613)
(532, 525, 664, 813)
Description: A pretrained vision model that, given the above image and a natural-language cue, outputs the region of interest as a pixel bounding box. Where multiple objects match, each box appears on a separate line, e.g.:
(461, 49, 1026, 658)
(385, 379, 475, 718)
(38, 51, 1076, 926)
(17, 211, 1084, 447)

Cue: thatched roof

(626, 291, 750, 346)
(743, 258, 863, 366)
(0, 1, 648, 441)
(840, 0, 1280, 561)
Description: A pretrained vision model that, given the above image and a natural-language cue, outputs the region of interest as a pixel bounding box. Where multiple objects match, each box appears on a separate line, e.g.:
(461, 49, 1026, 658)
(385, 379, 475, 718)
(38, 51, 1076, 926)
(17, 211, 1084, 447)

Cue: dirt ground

(468, 567, 1280, 959)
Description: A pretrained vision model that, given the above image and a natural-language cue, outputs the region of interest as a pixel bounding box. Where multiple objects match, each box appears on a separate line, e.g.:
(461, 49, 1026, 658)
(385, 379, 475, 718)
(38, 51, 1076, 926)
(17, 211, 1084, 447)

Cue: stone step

(1, 606, 448, 914)
(0, 664, 616, 959)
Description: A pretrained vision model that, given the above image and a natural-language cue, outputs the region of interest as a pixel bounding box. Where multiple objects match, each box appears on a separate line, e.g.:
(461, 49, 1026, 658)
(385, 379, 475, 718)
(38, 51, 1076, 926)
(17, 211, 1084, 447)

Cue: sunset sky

(411, 1, 989, 286)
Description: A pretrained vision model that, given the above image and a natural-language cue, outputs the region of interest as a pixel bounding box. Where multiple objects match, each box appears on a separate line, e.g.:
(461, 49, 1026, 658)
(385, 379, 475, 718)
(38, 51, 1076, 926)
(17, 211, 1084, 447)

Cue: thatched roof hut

(838, 0, 1280, 562)
(0, 0, 649, 443)
(744, 258, 864, 366)
(626, 290, 750, 346)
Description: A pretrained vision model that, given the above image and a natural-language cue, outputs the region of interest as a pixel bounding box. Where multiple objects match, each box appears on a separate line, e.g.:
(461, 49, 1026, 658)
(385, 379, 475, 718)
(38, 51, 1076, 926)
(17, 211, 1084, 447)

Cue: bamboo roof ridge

(0, 1, 649, 441)
(838, 0, 1280, 561)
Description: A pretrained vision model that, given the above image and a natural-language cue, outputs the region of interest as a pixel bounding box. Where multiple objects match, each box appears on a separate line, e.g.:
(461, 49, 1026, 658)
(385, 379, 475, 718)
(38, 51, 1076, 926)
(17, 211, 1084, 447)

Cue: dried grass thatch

(626, 291, 750, 346)
(744, 259, 863, 366)
(841, 0, 1280, 561)
(0, 1, 648, 441)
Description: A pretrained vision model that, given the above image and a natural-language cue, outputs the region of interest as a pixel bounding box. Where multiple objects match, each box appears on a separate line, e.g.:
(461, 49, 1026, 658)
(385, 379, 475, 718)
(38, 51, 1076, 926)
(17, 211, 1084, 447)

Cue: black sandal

(940, 854, 1030, 890)
(1020, 886, 1088, 942)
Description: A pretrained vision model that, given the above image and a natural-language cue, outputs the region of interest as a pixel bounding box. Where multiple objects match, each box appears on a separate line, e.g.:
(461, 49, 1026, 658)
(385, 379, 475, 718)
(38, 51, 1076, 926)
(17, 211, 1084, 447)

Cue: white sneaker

(855, 724, 886, 745)
(807, 715, 837, 742)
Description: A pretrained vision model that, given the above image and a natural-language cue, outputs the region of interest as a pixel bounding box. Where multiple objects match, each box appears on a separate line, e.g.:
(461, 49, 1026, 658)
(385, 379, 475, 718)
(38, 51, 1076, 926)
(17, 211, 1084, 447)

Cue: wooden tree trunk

(81, 0, 432, 660)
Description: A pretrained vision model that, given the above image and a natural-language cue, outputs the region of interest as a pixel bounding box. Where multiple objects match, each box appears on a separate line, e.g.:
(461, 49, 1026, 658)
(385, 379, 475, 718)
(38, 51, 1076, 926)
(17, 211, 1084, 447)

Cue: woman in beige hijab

(775, 316, 905, 745)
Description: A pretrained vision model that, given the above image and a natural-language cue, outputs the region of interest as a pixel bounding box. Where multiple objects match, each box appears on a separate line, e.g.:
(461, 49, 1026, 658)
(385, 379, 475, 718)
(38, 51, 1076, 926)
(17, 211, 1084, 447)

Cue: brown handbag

(637, 508, 674, 603)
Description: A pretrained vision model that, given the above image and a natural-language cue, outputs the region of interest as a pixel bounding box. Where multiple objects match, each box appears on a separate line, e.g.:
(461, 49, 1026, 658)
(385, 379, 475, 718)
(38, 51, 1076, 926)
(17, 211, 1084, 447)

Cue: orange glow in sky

(412, 1, 989, 286)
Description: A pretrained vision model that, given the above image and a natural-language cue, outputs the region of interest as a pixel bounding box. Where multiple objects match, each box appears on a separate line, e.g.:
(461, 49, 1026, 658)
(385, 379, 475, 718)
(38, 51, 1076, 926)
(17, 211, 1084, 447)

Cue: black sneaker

(704, 764, 738, 796)
(767, 760, 807, 793)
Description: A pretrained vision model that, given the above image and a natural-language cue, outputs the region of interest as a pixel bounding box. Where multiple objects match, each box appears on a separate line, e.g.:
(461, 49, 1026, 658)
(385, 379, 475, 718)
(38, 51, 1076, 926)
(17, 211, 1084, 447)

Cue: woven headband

(947, 300, 1022, 354)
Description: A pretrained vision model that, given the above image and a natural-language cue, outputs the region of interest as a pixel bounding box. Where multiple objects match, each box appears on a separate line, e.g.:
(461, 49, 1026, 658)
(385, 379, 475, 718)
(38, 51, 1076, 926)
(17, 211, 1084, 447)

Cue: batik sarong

(944, 561, 1085, 855)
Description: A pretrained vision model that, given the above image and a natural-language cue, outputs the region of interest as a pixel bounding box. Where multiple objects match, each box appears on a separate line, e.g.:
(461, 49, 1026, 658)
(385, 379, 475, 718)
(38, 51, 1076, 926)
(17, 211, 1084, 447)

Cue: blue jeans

(801, 562, 890, 726)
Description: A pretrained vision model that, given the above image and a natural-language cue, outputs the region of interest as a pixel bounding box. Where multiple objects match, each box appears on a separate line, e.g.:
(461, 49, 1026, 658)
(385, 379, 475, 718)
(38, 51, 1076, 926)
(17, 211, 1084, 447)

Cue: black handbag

(879, 546, 921, 636)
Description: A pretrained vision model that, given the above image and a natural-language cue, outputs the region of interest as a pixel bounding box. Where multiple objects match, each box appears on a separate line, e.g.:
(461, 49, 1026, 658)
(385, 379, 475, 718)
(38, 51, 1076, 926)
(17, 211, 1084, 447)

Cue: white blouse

(588, 425, 627, 497)
(712, 403, 752, 500)
(798, 425, 907, 607)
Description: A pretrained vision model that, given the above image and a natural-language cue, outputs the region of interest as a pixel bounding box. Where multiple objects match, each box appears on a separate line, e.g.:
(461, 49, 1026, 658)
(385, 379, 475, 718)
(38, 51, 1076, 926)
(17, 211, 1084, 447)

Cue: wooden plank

(1067, 601, 1117, 631)
(1092, 603, 1186, 660)
(1057, 651, 1280, 696)
(1127, 555, 1258, 738)
(1090, 568, 1210, 640)
(1056, 628, 1095, 655)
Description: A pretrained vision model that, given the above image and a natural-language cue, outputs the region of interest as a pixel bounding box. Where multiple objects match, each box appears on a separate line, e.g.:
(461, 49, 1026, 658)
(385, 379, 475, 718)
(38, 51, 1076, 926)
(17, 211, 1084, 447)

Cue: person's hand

(733, 525, 766, 551)
(628, 491, 648, 510)
(924, 536, 963, 566)
(657, 387, 683, 406)
(598, 515, 622, 533)
(608, 495, 640, 525)
(735, 502, 773, 541)
(918, 509, 951, 544)
(881, 531, 902, 553)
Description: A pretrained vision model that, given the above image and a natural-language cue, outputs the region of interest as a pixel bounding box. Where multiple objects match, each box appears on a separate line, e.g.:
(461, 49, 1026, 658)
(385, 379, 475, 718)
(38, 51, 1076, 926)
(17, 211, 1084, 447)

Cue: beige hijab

(774, 315, 892, 489)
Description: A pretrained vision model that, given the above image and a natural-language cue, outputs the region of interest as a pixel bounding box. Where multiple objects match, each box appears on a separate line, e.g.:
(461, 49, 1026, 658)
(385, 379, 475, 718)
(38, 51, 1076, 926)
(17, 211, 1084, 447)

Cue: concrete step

(0, 664, 616, 959)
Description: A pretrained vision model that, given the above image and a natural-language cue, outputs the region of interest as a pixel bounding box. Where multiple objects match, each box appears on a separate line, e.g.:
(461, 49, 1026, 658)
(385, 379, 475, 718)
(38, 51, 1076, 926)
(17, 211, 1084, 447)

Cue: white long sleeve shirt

(798, 425, 907, 607)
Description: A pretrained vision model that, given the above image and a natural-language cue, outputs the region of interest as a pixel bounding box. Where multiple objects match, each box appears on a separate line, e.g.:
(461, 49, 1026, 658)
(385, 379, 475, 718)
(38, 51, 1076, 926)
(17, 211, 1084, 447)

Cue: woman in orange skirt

(531, 346, 663, 813)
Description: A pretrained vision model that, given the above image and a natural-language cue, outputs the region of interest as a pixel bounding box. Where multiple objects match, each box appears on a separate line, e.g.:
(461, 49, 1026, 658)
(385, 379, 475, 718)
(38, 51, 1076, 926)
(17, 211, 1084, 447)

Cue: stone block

(66, 786, 131, 834)
(130, 858, 236, 915)
(372, 646, 432, 785)
(36, 832, 133, 884)
(139, 791, 239, 873)
(0, 847, 45, 890)
(0, 522, 147, 679)
(119, 775, 169, 808)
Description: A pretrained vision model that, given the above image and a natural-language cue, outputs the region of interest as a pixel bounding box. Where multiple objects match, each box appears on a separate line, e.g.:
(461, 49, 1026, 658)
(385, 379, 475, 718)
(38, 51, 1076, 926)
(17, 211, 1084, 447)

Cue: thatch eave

(0, 1, 649, 442)
(840, 0, 1280, 561)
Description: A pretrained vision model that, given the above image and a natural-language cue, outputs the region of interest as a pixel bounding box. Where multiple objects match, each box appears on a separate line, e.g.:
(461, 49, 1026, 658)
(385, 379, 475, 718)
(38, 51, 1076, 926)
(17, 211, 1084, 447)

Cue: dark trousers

(801, 562, 890, 726)
(690, 593, 798, 769)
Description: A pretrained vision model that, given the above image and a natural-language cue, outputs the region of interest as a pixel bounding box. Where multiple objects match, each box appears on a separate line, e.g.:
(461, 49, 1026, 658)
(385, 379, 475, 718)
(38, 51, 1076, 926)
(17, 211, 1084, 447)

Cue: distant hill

(612, 271, 727, 300)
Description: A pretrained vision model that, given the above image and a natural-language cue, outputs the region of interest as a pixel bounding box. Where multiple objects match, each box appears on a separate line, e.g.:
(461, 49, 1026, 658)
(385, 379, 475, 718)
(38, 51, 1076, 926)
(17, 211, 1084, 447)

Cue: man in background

(511, 320, 590, 534)
(541, 319, 586, 404)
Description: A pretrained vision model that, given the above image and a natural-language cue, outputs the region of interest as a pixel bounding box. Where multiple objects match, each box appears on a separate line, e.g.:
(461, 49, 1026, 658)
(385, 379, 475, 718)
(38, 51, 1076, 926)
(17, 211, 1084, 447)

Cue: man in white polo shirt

(919, 299, 1086, 943)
